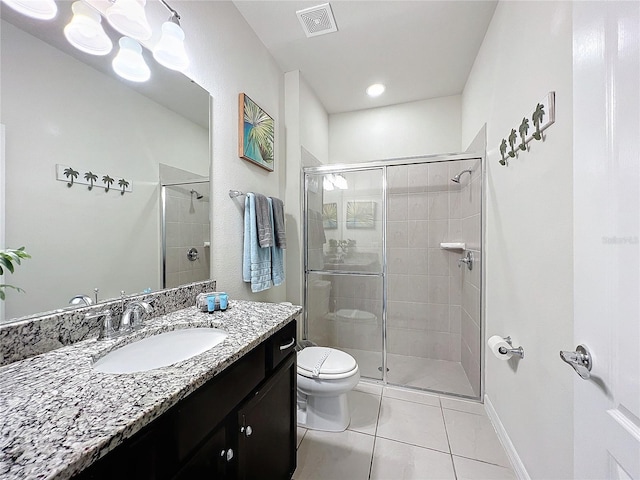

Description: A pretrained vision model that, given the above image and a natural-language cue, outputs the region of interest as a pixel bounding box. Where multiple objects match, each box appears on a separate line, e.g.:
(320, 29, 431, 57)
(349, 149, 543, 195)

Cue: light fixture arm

(159, 0, 181, 23)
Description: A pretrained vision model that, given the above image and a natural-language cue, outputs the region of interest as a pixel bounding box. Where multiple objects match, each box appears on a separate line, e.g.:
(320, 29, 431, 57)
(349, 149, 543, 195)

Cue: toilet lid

(297, 347, 357, 377)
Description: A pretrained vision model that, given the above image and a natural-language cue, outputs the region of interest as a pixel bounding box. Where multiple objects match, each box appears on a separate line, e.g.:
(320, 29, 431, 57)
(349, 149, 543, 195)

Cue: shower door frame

(302, 151, 484, 400)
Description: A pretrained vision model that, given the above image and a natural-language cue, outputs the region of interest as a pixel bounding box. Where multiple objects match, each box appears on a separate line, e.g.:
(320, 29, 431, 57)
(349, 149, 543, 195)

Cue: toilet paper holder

(499, 336, 525, 359)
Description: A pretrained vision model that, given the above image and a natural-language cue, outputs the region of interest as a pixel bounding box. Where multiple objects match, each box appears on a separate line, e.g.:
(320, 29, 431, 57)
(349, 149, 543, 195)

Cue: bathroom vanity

(0, 301, 300, 480)
(77, 320, 297, 479)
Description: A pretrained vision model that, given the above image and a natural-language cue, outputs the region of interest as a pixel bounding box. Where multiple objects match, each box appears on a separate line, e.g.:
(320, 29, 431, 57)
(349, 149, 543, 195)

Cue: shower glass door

(304, 168, 385, 380)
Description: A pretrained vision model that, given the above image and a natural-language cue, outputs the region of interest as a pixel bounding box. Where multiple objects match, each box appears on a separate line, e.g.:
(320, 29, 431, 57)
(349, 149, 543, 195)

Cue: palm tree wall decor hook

(532, 103, 545, 140)
(63, 167, 79, 187)
(102, 175, 114, 192)
(84, 171, 98, 190)
(518, 118, 529, 151)
(118, 178, 130, 195)
(496, 92, 555, 166)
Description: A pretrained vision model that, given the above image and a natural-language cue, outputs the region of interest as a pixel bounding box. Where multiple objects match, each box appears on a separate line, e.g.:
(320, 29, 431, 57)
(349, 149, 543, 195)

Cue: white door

(573, 2, 640, 479)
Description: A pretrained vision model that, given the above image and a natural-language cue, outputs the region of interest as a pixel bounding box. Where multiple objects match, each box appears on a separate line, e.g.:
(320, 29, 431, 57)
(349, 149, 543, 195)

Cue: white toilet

(297, 346, 360, 432)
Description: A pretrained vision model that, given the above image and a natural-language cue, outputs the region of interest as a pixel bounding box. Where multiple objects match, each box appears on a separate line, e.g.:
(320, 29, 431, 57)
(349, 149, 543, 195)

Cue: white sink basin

(93, 328, 228, 374)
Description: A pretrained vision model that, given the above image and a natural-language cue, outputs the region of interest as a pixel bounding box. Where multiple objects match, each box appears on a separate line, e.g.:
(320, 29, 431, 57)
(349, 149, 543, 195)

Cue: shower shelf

(440, 242, 466, 251)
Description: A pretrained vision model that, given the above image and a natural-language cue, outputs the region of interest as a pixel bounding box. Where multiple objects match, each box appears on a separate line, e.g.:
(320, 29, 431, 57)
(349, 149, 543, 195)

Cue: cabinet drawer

(266, 320, 297, 371)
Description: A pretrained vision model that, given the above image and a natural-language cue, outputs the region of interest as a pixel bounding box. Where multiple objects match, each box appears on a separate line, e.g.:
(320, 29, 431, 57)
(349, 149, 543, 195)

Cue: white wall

(1, 20, 208, 318)
(461, 2, 574, 478)
(180, 2, 287, 303)
(329, 95, 462, 163)
(284, 71, 330, 312)
(300, 76, 329, 165)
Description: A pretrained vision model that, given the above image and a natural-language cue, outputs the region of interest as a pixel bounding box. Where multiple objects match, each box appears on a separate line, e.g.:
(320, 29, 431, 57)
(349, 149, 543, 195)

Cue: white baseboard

(484, 394, 531, 480)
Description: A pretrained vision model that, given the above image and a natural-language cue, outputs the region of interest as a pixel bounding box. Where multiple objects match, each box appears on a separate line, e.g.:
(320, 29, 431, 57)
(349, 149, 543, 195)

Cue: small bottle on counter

(219, 293, 228, 311)
(207, 295, 217, 313)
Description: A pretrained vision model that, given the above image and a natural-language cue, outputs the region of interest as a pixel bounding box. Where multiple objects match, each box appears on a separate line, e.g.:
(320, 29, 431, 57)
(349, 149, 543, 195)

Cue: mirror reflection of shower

(161, 176, 210, 289)
(190, 189, 204, 200)
(451, 168, 473, 183)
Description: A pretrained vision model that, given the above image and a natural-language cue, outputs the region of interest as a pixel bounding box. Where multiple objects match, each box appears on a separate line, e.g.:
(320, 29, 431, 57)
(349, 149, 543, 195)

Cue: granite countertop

(0, 300, 301, 480)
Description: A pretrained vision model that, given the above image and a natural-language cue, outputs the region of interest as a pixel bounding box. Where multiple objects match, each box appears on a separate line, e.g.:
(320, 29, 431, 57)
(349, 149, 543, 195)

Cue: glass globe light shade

(1, 0, 57, 20)
(153, 20, 189, 72)
(64, 1, 112, 56)
(112, 36, 150, 83)
(106, 0, 152, 41)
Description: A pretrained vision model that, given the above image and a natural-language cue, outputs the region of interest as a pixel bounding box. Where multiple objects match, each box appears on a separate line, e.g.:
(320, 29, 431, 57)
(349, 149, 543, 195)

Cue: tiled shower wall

(164, 185, 211, 288)
(386, 159, 481, 393)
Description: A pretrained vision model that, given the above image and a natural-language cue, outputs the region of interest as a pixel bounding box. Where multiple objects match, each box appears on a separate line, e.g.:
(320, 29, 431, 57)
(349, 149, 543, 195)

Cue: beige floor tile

(383, 385, 441, 407)
(377, 397, 449, 453)
(453, 456, 516, 479)
(348, 390, 381, 435)
(295, 429, 375, 480)
(443, 409, 510, 467)
(385, 354, 475, 397)
(297, 427, 307, 449)
(440, 397, 486, 416)
(370, 437, 455, 480)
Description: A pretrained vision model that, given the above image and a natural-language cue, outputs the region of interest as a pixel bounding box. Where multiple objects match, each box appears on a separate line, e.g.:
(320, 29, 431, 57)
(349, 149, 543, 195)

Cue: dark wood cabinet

(74, 320, 297, 480)
(237, 354, 296, 480)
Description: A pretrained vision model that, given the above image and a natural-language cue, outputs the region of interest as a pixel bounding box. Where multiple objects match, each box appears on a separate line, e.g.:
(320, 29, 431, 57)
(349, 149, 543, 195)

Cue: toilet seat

(297, 347, 358, 380)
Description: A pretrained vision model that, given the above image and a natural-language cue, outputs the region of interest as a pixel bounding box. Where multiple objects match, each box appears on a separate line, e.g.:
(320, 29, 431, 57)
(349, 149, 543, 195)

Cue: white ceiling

(233, 0, 498, 114)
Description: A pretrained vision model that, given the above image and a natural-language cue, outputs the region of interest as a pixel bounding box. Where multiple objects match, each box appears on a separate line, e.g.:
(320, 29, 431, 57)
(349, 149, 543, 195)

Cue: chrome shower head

(190, 189, 203, 199)
(451, 169, 473, 183)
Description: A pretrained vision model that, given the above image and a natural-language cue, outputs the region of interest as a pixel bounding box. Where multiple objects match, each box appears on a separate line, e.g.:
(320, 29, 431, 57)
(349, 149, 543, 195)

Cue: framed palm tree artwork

(239, 93, 275, 171)
(346, 201, 376, 229)
(322, 203, 338, 229)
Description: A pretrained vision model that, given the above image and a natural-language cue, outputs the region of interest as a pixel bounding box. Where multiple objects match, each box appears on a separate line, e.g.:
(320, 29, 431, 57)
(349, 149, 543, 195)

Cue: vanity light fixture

(323, 173, 348, 191)
(112, 36, 150, 82)
(366, 83, 385, 97)
(323, 176, 335, 191)
(64, 1, 113, 56)
(332, 173, 348, 190)
(1, 0, 58, 20)
(152, 4, 189, 72)
(106, 0, 152, 41)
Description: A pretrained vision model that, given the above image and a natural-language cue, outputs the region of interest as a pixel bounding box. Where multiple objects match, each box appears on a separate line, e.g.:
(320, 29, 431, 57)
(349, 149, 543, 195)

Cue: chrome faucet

(85, 309, 117, 340)
(120, 301, 153, 333)
(69, 294, 92, 306)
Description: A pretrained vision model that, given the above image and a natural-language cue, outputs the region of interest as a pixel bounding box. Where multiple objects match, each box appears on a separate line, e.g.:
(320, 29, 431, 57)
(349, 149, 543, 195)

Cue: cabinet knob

(240, 425, 253, 437)
(220, 449, 234, 461)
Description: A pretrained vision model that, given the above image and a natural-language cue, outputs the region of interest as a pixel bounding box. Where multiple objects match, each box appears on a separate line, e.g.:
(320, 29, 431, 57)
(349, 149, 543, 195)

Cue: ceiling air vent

(296, 3, 338, 38)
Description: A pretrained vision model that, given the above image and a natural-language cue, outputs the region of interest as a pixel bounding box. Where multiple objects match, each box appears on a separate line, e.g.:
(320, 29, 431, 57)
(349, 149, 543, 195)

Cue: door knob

(559, 344, 592, 379)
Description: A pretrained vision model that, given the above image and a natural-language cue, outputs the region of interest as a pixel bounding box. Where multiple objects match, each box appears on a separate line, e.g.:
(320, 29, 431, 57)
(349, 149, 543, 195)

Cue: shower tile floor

(294, 382, 515, 480)
(343, 348, 476, 397)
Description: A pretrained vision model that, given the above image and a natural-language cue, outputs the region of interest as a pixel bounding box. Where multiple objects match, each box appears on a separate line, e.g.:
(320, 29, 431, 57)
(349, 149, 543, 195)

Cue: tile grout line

(367, 435, 378, 480)
(440, 403, 459, 480)
(368, 391, 384, 480)
(373, 434, 452, 456)
(451, 453, 515, 470)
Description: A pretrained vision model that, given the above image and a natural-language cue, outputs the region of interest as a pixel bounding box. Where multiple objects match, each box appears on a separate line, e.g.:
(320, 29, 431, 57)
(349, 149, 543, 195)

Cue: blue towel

(243, 193, 272, 292)
(268, 197, 285, 286)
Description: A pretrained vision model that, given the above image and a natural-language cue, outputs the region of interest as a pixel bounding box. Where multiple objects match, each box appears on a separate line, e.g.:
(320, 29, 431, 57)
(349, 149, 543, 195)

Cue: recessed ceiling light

(366, 83, 385, 97)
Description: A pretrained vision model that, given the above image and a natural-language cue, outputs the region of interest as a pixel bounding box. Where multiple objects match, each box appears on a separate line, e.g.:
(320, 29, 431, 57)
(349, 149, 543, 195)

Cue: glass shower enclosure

(303, 154, 483, 399)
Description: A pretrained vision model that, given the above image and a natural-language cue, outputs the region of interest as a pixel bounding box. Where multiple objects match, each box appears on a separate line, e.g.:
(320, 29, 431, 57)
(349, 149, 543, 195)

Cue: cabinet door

(172, 424, 230, 480)
(237, 353, 296, 480)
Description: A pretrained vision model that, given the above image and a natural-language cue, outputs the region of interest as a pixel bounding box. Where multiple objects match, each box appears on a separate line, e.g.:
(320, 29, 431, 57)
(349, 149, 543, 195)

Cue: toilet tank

(308, 279, 332, 318)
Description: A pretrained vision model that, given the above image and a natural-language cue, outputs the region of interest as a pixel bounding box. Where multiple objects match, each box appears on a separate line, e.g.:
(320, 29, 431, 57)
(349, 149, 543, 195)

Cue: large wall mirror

(0, 2, 211, 323)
